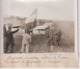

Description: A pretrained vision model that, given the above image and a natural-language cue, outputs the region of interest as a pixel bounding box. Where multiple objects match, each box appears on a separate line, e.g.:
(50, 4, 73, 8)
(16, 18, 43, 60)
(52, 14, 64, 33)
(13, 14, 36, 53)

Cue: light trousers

(21, 44, 29, 53)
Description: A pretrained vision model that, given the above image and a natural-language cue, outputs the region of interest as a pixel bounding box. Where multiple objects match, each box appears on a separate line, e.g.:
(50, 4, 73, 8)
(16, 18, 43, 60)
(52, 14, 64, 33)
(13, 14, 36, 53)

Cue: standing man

(47, 26, 55, 51)
(56, 30, 62, 46)
(21, 29, 31, 53)
(48, 26, 54, 46)
(5, 24, 19, 53)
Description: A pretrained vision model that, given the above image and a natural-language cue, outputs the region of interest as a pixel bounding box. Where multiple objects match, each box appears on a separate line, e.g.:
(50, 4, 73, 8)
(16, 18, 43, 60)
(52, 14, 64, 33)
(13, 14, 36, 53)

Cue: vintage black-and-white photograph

(3, 0, 75, 53)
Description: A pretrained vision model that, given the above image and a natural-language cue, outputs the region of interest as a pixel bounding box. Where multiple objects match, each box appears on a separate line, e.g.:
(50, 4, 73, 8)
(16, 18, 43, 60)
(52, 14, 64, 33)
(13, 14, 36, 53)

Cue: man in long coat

(5, 25, 19, 53)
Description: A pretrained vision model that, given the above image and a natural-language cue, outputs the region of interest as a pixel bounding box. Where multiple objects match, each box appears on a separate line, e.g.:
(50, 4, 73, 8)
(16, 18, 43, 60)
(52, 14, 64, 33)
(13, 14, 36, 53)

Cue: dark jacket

(6, 29, 19, 45)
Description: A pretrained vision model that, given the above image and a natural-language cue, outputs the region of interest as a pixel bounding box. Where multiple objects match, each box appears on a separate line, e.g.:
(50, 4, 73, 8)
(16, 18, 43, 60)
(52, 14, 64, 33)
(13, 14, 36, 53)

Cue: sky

(1, 0, 76, 21)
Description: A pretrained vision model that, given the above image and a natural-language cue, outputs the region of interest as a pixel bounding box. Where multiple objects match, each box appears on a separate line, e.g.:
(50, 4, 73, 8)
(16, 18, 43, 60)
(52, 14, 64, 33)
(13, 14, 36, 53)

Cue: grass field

(4, 21, 74, 53)
(13, 34, 74, 53)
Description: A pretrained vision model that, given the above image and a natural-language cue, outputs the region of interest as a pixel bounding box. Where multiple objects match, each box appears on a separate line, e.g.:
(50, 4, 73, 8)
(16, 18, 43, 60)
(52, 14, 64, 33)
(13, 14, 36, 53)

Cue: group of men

(3, 23, 61, 53)
(4, 24, 31, 53)
(47, 25, 62, 48)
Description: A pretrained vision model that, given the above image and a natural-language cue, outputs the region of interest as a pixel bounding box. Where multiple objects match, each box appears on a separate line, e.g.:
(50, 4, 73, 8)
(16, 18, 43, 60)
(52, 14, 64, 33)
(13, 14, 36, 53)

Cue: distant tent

(43, 22, 54, 27)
